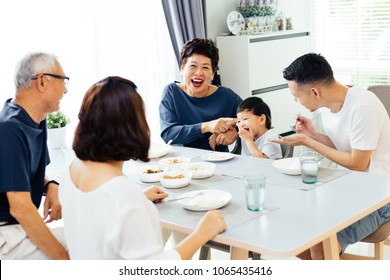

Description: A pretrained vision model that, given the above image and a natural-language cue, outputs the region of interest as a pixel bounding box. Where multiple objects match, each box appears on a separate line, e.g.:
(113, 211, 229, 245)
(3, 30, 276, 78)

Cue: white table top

(221, 171, 390, 258)
(48, 145, 390, 259)
(135, 146, 390, 259)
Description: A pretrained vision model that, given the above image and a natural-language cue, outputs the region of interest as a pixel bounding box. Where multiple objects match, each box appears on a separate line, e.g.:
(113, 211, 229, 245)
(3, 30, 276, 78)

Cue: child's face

(236, 110, 266, 138)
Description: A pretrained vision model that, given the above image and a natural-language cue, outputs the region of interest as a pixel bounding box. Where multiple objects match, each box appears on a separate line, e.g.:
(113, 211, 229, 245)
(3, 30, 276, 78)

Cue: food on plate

(163, 174, 185, 179)
(167, 158, 182, 164)
(143, 168, 163, 174)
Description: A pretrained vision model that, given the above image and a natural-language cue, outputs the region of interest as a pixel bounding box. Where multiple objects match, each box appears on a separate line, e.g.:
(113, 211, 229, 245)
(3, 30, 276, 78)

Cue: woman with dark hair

(60, 76, 226, 260)
(159, 38, 242, 151)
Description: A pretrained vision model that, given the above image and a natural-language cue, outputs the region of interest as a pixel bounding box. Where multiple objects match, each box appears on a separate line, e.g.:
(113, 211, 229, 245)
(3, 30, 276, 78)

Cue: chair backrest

(280, 143, 294, 158)
(279, 130, 295, 158)
(230, 138, 242, 155)
(367, 85, 390, 117)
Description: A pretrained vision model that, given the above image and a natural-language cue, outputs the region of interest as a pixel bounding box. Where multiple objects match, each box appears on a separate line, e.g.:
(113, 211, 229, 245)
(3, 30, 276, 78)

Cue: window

(310, 0, 390, 88)
(0, 0, 178, 142)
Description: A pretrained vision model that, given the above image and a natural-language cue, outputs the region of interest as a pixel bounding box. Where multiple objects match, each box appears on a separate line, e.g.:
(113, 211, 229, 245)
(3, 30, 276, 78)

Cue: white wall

(206, 0, 310, 40)
(205, 0, 312, 133)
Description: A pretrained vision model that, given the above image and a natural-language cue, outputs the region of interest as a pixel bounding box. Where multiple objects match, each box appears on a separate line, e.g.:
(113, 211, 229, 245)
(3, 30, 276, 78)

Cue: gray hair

(14, 52, 58, 89)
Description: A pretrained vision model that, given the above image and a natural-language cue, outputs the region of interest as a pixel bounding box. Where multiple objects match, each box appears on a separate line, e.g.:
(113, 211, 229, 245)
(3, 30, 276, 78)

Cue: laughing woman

(159, 38, 242, 151)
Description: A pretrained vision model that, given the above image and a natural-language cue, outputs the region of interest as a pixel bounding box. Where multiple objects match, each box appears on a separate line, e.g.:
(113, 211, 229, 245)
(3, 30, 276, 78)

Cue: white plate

(176, 190, 232, 211)
(226, 11, 245, 36)
(148, 144, 172, 159)
(272, 157, 301, 175)
(201, 152, 235, 162)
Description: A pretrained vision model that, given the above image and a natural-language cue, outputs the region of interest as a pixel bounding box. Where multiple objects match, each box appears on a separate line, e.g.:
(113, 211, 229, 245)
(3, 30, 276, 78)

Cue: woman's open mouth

(191, 79, 203, 88)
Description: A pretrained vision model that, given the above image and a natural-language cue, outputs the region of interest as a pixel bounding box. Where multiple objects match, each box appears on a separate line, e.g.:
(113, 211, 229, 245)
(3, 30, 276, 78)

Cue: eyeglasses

(31, 73, 70, 88)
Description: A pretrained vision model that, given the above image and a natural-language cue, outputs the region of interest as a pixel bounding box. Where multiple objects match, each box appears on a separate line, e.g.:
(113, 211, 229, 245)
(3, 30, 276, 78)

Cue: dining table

(47, 145, 390, 260)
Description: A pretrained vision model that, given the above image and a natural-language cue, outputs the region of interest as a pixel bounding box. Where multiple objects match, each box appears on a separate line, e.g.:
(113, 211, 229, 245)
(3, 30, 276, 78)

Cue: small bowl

(159, 170, 192, 189)
(137, 165, 167, 183)
(182, 162, 216, 179)
(158, 156, 190, 170)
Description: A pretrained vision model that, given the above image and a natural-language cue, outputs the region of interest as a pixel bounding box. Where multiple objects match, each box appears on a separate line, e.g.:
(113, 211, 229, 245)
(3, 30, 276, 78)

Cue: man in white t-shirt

(271, 53, 390, 259)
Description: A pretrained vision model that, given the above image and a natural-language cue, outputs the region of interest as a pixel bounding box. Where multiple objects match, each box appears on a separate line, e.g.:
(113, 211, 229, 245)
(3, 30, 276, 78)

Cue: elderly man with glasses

(0, 52, 69, 259)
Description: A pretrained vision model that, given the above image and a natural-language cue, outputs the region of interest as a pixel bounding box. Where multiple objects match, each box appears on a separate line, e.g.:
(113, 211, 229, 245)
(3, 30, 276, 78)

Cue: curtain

(310, 0, 390, 88)
(161, 0, 208, 67)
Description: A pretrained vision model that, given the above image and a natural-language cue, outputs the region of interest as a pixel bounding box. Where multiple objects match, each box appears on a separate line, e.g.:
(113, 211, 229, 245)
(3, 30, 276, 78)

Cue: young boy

(236, 97, 282, 159)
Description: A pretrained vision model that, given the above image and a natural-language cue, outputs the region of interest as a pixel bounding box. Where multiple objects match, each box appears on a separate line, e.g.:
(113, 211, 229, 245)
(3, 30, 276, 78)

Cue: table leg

(230, 247, 248, 260)
(323, 234, 339, 260)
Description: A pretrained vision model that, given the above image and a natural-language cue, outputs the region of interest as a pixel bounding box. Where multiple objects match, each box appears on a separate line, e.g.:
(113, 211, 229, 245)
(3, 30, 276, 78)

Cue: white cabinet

(216, 31, 311, 132)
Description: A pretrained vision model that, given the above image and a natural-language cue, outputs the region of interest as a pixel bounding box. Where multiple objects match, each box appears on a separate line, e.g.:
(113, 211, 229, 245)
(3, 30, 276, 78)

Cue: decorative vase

(47, 126, 66, 149)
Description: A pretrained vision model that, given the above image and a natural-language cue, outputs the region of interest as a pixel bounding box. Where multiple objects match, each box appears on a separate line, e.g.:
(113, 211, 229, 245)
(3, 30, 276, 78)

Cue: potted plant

(46, 110, 70, 148)
(236, 0, 276, 31)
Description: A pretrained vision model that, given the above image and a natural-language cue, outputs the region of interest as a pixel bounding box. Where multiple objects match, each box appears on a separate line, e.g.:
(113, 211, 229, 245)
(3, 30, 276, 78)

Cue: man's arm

(7, 191, 69, 259)
(43, 179, 62, 222)
(304, 135, 372, 171)
(271, 134, 372, 171)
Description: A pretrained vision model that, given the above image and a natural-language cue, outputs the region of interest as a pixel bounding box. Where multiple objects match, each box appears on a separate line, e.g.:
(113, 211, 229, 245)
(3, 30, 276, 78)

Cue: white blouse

(59, 170, 180, 260)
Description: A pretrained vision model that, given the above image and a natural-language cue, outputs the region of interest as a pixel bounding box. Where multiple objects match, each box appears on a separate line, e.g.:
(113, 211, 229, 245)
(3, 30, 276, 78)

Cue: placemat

(268, 167, 350, 191)
(193, 154, 350, 191)
(156, 178, 277, 230)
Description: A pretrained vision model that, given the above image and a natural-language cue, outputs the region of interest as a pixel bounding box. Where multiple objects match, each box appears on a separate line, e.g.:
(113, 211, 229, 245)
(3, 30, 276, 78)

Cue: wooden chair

(341, 220, 390, 260)
(198, 241, 261, 260)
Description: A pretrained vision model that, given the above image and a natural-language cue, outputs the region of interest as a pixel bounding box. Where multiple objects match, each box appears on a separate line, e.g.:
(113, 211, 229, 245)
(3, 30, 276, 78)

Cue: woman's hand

(203, 118, 236, 134)
(144, 186, 168, 202)
(196, 210, 226, 240)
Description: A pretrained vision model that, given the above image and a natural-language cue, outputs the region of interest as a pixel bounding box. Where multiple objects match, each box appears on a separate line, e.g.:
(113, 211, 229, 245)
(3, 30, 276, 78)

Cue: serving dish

(137, 165, 167, 183)
(158, 156, 190, 170)
(182, 162, 216, 179)
(159, 170, 192, 189)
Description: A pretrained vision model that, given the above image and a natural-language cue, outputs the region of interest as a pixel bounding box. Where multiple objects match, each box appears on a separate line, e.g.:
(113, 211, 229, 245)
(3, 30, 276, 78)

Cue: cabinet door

(249, 34, 311, 92)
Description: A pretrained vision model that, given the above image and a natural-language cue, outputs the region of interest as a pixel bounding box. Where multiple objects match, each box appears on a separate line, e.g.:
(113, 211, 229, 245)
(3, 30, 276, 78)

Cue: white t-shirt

(241, 128, 282, 159)
(320, 86, 390, 175)
(59, 170, 180, 260)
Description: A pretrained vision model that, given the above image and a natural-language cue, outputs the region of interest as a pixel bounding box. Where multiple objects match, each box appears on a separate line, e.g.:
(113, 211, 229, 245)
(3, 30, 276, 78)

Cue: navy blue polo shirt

(0, 99, 50, 222)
